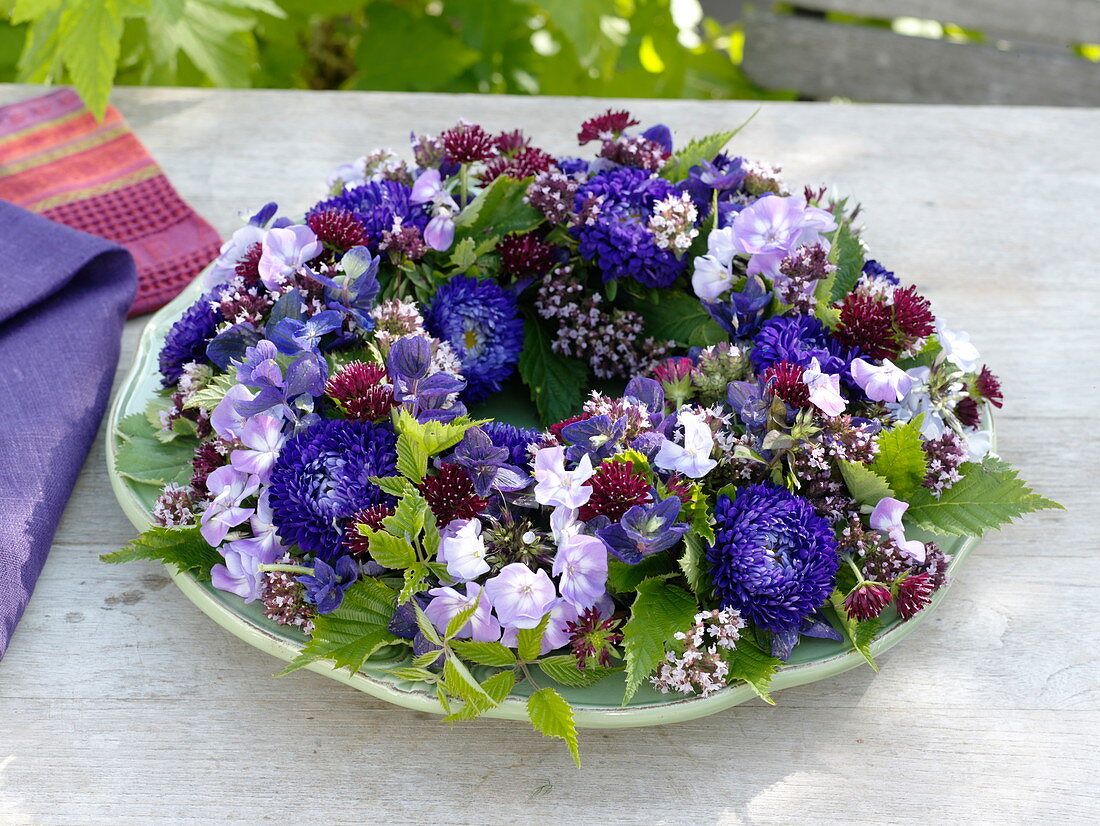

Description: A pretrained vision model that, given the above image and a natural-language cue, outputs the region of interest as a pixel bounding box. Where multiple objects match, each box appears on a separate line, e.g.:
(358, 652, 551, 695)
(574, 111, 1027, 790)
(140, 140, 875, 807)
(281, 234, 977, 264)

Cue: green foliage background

(0, 0, 788, 117)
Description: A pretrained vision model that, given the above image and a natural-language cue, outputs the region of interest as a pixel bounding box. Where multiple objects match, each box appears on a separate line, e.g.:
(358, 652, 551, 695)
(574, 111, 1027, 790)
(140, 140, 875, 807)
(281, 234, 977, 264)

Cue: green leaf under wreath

(838, 460, 896, 507)
(625, 289, 727, 349)
(114, 412, 195, 487)
(281, 578, 400, 675)
(518, 312, 588, 425)
(621, 577, 699, 703)
(723, 635, 782, 704)
(526, 687, 581, 767)
(827, 219, 866, 304)
(902, 457, 1063, 537)
(101, 525, 221, 582)
(453, 175, 543, 240)
(535, 654, 618, 688)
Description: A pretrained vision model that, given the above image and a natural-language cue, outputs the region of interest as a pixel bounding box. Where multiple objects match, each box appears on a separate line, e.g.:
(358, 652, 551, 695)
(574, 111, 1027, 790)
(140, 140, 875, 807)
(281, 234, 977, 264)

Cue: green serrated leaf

(621, 578, 699, 703)
(870, 415, 928, 501)
(903, 459, 1062, 536)
(450, 237, 477, 271)
(281, 578, 399, 675)
(624, 289, 726, 349)
(443, 669, 515, 722)
(454, 175, 542, 240)
(526, 687, 581, 767)
(449, 640, 517, 667)
(536, 655, 616, 688)
(184, 371, 237, 411)
(517, 613, 551, 661)
(658, 111, 758, 182)
(371, 476, 414, 498)
(359, 529, 417, 569)
(413, 602, 443, 646)
(606, 555, 675, 594)
(101, 525, 220, 581)
(827, 219, 866, 304)
(381, 490, 428, 540)
(723, 635, 781, 703)
(113, 414, 195, 486)
(385, 666, 437, 682)
(518, 313, 588, 425)
(399, 564, 429, 604)
(679, 532, 712, 599)
(445, 592, 483, 640)
(839, 460, 896, 507)
(442, 655, 492, 703)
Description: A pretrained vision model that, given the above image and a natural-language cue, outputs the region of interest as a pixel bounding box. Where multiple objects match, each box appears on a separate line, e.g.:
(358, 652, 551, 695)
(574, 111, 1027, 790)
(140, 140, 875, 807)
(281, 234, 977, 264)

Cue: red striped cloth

(0, 89, 222, 317)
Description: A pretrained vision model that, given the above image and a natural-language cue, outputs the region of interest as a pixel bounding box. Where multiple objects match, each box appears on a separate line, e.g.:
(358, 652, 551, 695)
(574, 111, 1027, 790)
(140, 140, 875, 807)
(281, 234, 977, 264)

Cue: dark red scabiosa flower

(190, 440, 227, 495)
(480, 146, 556, 184)
(835, 292, 898, 360)
(578, 461, 653, 522)
(565, 606, 623, 669)
(441, 122, 495, 164)
(493, 129, 529, 154)
(419, 463, 488, 526)
(954, 396, 981, 429)
(306, 208, 368, 251)
(844, 582, 892, 621)
(496, 233, 557, 278)
(975, 365, 1003, 408)
(548, 413, 588, 441)
(895, 572, 934, 620)
(890, 285, 935, 341)
(343, 504, 397, 558)
(235, 241, 263, 286)
(325, 361, 396, 422)
(763, 360, 810, 408)
(664, 473, 694, 507)
(578, 109, 639, 144)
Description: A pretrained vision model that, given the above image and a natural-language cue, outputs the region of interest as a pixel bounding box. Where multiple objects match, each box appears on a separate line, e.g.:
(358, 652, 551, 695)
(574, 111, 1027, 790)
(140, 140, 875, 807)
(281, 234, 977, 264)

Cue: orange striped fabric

(0, 89, 222, 316)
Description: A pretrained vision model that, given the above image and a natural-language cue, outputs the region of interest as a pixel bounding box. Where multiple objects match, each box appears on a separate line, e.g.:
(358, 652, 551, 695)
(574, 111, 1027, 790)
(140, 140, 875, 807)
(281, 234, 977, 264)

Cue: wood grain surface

(0, 86, 1095, 826)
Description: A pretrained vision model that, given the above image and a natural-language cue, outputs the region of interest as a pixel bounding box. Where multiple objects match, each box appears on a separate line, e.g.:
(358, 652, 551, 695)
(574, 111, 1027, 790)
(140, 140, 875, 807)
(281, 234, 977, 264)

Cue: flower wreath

(109, 109, 1058, 763)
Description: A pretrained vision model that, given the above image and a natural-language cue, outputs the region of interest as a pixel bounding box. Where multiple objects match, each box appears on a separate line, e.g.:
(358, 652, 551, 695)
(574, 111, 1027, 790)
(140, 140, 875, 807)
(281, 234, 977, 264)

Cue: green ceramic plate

(107, 273, 983, 729)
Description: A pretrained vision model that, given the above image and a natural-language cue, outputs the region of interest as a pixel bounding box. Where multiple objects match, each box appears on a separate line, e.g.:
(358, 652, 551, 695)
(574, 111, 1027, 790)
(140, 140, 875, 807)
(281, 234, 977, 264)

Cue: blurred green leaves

(1, 0, 784, 119)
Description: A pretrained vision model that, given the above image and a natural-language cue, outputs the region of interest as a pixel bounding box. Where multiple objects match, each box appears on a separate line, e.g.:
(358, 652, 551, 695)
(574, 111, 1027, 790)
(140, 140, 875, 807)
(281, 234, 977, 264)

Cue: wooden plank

(788, 0, 1100, 45)
(0, 85, 1096, 824)
(743, 12, 1100, 105)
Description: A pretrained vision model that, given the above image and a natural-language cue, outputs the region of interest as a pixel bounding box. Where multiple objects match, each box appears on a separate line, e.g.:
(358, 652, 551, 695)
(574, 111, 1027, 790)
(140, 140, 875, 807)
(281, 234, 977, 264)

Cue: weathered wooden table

(0, 86, 1095, 825)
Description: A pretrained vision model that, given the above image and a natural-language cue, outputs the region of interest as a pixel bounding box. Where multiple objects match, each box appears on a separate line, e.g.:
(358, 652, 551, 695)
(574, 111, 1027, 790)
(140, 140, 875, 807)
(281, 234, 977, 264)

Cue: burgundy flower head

(325, 361, 396, 422)
(419, 463, 488, 525)
(891, 285, 935, 340)
(496, 233, 557, 277)
(955, 396, 981, 429)
(344, 504, 397, 558)
(578, 109, 639, 144)
(565, 607, 623, 669)
(976, 365, 1003, 408)
(235, 241, 263, 286)
(835, 293, 897, 360)
(307, 208, 368, 251)
(844, 582, 892, 621)
(493, 129, 529, 154)
(578, 460, 653, 522)
(763, 360, 810, 408)
(896, 572, 934, 620)
(480, 146, 556, 184)
(441, 122, 496, 164)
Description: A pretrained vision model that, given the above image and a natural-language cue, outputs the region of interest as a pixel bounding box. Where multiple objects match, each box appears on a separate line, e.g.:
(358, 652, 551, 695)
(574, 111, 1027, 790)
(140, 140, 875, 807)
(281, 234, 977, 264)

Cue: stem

(843, 554, 866, 585)
(459, 163, 470, 209)
(518, 661, 542, 691)
(258, 563, 313, 576)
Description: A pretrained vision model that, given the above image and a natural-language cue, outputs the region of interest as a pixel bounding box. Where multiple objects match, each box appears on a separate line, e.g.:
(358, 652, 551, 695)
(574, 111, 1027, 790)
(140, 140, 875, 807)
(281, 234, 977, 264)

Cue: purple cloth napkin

(0, 200, 136, 659)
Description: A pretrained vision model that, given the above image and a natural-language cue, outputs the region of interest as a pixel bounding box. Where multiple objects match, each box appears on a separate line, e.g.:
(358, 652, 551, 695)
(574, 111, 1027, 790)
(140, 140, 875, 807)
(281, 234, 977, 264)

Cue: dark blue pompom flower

(706, 484, 839, 633)
(571, 166, 687, 288)
(423, 275, 524, 404)
(307, 181, 429, 254)
(159, 293, 223, 386)
(480, 421, 540, 470)
(268, 419, 397, 559)
(750, 314, 853, 375)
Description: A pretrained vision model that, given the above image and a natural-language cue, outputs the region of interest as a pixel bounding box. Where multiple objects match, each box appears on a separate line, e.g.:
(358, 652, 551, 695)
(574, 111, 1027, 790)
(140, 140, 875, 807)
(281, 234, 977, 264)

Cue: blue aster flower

(423, 275, 524, 404)
(159, 293, 222, 385)
(307, 180, 429, 255)
(479, 421, 540, 471)
(706, 484, 839, 634)
(571, 166, 687, 288)
(268, 419, 398, 559)
(750, 314, 853, 375)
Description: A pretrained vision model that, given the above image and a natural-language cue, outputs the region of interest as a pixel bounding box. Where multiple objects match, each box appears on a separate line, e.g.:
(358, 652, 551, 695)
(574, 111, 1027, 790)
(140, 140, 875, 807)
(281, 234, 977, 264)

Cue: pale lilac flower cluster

(648, 191, 699, 253)
(526, 168, 584, 225)
(651, 609, 745, 697)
